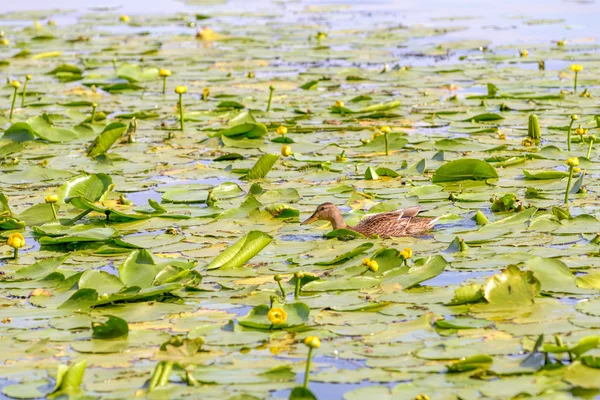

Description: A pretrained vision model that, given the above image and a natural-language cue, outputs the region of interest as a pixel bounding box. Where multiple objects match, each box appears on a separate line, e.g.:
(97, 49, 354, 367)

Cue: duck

(300, 202, 438, 238)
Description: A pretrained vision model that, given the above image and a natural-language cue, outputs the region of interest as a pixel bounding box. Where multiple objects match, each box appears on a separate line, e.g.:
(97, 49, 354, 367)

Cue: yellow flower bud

(274, 274, 283, 282)
(573, 167, 581, 173)
(380, 126, 391, 134)
(295, 271, 304, 279)
(119, 15, 130, 23)
(403, 247, 413, 259)
(519, 49, 529, 57)
(11, 80, 20, 89)
(267, 307, 288, 325)
(45, 194, 58, 204)
(277, 125, 288, 136)
(25, 74, 32, 81)
(571, 114, 579, 121)
(304, 335, 321, 349)
(7, 232, 25, 249)
(566, 157, 579, 167)
(159, 69, 172, 77)
(175, 85, 187, 95)
(362, 257, 371, 266)
(281, 145, 292, 157)
(334, 100, 344, 108)
(0, 39, 9, 46)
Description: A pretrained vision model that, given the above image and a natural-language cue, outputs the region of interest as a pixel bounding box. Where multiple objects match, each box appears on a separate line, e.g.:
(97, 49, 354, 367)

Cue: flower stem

(148, 362, 164, 392)
(179, 93, 184, 132)
(158, 361, 172, 386)
(587, 138, 594, 159)
(294, 279, 301, 299)
(567, 119, 575, 152)
(91, 104, 97, 123)
(384, 132, 389, 156)
(21, 80, 28, 108)
(13, 248, 18, 260)
(277, 281, 286, 298)
(266, 86, 275, 112)
(574, 71, 578, 93)
(303, 348, 314, 389)
(50, 204, 57, 220)
(564, 166, 574, 204)
(162, 77, 167, 95)
(9, 87, 18, 121)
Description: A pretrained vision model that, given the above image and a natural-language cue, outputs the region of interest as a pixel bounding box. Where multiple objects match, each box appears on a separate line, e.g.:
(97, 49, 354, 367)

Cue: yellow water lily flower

(7, 232, 25, 249)
(175, 85, 187, 95)
(367, 260, 379, 272)
(401, 247, 413, 259)
(334, 100, 344, 108)
(197, 27, 216, 40)
(380, 126, 391, 134)
(304, 336, 321, 349)
(29, 288, 52, 297)
(519, 49, 529, 57)
(281, 145, 292, 157)
(277, 125, 288, 136)
(45, 194, 58, 203)
(522, 137, 533, 147)
(159, 69, 172, 77)
(566, 157, 579, 167)
(11, 80, 20, 89)
(119, 15, 130, 23)
(570, 64, 583, 72)
(267, 307, 287, 325)
(574, 125, 588, 136)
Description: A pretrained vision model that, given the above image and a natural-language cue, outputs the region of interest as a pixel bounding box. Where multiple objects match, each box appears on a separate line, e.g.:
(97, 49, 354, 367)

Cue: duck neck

(329, 211, 347, 230)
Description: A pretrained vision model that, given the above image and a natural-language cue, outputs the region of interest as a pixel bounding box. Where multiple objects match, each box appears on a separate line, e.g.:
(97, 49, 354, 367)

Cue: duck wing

(351, 206, 422, 237)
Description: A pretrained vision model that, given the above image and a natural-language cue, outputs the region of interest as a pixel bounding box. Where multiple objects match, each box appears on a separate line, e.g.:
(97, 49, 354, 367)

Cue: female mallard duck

(301, 203, 438, 238)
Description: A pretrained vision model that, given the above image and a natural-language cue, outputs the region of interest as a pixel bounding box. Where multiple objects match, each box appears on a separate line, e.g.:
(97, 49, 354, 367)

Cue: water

(1, 0, 597, 399)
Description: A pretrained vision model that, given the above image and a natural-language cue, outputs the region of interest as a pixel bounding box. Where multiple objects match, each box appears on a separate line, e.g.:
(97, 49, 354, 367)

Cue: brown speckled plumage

(301, 203, 438, 238)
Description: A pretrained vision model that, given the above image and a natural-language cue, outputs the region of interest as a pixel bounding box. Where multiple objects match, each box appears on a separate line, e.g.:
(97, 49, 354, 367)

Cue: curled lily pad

(447, 355, 493, 372)
(59, 173, 112, 203)
(206, 231, 273, 270)
(483, 265, 541, 308)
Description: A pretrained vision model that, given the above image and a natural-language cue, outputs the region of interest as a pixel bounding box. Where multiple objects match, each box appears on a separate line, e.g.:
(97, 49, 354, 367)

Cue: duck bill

(301, 213, 318, 225)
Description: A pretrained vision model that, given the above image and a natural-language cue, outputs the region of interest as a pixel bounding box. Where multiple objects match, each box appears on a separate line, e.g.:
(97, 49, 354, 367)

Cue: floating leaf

(432, 159, 498, 182)
(238, 302, 310, 330)
(92, 315, 129, 339)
